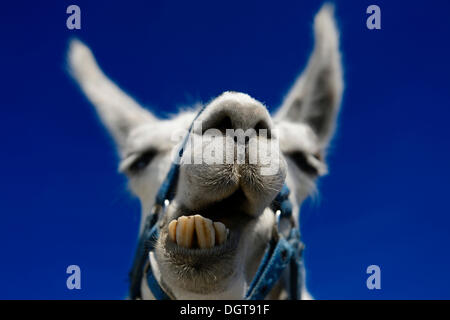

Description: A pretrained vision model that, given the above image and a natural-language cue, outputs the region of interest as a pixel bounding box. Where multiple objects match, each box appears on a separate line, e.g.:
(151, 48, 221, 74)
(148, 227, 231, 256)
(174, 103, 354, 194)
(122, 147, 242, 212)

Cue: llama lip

(163, 224, 239, 257)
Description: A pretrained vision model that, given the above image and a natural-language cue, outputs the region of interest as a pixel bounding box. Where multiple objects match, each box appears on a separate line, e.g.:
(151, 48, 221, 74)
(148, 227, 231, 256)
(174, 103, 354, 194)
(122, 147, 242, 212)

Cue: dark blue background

(1, 0, 449, 299)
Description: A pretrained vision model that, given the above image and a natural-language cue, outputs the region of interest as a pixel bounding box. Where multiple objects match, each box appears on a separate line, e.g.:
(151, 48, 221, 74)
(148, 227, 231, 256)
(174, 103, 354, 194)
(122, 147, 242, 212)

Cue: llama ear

(275, 4, 343, 148)
(67, 39, 156, 154)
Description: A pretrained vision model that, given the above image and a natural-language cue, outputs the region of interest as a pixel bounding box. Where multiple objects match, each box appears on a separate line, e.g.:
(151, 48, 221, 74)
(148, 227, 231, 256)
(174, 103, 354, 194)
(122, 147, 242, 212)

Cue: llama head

(68, 5, 343, 299)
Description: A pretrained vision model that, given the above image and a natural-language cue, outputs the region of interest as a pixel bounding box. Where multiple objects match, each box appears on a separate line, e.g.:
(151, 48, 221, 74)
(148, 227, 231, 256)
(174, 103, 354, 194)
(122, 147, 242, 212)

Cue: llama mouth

(164, 188, 254, 254)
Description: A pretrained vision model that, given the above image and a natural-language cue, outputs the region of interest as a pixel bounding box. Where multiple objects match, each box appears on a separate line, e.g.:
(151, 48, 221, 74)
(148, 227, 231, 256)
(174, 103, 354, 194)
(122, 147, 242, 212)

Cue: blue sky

(1, 0, 450, 299)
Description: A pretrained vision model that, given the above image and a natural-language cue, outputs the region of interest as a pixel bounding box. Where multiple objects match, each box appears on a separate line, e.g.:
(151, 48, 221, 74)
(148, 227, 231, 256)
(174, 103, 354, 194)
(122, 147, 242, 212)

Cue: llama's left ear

(275, 4, 343, 149)
(67, 39, 157, 155)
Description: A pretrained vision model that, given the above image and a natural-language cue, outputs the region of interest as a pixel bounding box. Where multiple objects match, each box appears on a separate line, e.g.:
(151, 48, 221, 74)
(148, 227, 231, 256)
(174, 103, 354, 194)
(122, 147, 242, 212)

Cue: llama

(67, 5, 343, 300)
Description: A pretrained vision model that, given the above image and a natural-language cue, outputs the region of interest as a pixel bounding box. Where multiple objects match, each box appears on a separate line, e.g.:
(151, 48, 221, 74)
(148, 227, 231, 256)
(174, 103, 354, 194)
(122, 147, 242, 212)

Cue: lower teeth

(168, 214, 228, 249)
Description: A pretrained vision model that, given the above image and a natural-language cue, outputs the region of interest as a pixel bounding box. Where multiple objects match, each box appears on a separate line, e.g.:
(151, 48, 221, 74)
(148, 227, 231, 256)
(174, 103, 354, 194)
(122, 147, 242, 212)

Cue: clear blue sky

(1, 0, 450, 299)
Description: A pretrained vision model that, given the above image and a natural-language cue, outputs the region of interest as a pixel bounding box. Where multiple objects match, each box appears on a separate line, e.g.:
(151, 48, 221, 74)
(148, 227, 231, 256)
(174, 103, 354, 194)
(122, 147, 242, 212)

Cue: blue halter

(129, 105, 304, 300)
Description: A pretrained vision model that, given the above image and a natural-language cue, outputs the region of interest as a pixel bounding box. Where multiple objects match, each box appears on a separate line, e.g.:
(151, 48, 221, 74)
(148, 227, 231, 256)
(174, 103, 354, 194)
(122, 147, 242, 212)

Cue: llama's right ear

(275, 5, 343, 149)
(67, 39, 156, 154)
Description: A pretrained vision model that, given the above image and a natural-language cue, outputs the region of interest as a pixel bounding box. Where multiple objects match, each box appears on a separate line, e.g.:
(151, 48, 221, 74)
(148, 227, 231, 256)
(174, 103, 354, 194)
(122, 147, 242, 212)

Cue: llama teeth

(171, 214, 228, 249)
(168, 219, 177, 242)
(213, 222, 228, 245)
(194, 215, 215, 249)
(176, 216, 195, 248)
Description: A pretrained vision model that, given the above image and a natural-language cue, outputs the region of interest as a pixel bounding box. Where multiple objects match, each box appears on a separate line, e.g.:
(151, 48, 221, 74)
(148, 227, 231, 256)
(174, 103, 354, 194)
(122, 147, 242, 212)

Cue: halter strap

(128, 105, 304, 300)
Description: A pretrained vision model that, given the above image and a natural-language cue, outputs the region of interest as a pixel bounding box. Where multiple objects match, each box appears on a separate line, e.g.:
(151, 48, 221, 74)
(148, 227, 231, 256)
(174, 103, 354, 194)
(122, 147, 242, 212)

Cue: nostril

(234, 136, 250, 144)
(216, 116, 233, 134)
(254, 121, 271, 139)
(200, 101, 272, 139)
(203, 115, 233, 134)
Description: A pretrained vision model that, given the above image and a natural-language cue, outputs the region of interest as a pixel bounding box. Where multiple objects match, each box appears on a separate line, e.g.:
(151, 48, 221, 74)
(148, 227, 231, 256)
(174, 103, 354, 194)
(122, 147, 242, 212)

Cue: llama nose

(199, 92, 273, 136)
